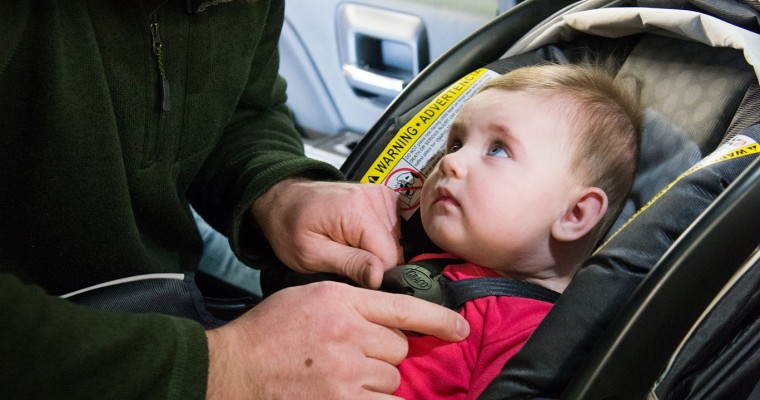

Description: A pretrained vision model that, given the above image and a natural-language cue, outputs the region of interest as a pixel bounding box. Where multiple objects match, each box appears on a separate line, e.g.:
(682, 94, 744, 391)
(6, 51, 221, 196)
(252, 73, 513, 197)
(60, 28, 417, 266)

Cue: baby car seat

(340, 0, 760, 398)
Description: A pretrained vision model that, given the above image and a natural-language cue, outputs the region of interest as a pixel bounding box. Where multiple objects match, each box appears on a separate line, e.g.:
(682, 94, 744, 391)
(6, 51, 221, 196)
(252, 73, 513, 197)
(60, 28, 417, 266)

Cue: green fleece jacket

(0, 0, 342, 398)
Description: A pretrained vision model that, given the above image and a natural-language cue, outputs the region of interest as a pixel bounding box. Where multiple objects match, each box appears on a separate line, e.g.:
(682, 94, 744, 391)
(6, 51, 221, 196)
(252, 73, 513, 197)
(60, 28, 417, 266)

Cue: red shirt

(394, 255, 553, 399)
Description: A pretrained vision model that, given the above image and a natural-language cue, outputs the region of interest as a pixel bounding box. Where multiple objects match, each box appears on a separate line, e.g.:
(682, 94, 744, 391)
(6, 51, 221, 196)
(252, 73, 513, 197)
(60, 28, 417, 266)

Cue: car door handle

(337, 4, 428, 100)
(342, 64, 406, 98)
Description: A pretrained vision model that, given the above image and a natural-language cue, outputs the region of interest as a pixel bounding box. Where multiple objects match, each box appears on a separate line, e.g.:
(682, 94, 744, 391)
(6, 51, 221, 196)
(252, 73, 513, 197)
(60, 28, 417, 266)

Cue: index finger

(351, 288, 470, 342)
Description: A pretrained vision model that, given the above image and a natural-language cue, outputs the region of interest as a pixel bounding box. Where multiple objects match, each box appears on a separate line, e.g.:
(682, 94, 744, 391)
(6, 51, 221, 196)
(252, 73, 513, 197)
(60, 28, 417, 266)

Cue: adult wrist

(206, 328, 253, 400)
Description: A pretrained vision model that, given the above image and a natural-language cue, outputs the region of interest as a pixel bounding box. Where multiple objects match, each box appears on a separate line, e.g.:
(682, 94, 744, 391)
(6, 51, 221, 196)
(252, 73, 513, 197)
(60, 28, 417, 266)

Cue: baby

(394, 63, 642, 399)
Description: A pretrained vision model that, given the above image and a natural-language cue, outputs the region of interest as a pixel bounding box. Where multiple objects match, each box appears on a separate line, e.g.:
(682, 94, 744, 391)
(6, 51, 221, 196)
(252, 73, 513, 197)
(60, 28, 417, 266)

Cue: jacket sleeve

(0, 273, 209, 399)
(186, 0, 343, 265)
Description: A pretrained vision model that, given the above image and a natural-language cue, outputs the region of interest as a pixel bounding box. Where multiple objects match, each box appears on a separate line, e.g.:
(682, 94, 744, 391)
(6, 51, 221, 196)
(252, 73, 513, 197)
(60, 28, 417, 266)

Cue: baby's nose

(438, 151, 466, 178)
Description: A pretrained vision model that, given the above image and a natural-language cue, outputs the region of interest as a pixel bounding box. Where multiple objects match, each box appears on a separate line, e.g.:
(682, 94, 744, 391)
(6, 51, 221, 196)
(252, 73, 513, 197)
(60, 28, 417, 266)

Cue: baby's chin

(427, 229, 470, 259)
(428, 232, 502, 270)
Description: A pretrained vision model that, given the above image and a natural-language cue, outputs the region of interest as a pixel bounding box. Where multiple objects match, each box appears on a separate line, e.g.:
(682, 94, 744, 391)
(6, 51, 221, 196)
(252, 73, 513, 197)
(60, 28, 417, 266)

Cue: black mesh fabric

(67, 273, 229, 328)
(727, 83, 760, 138)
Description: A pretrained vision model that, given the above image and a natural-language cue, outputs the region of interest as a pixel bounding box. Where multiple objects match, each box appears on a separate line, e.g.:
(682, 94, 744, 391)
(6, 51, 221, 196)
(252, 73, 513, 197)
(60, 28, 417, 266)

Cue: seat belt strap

(443, 277, 561, 310)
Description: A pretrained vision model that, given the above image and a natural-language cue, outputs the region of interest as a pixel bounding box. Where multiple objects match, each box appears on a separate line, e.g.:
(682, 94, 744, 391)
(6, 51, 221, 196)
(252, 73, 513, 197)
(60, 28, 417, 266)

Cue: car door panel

(280, 0, 501, 165)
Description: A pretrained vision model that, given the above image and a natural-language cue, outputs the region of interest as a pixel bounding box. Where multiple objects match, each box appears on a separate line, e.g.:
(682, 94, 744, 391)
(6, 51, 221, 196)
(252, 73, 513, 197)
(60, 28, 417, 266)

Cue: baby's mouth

(434, 187, 460, 207)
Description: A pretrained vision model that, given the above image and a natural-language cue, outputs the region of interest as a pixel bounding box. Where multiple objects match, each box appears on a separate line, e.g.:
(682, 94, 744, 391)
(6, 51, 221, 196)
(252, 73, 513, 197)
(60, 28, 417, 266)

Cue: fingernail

(456, 317, 470, 339)
(363, 267, 377, 289)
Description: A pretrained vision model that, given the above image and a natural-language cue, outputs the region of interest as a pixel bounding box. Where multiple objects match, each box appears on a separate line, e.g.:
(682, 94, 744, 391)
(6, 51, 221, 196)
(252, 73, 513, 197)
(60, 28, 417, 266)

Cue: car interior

(67, 0, 760, 398)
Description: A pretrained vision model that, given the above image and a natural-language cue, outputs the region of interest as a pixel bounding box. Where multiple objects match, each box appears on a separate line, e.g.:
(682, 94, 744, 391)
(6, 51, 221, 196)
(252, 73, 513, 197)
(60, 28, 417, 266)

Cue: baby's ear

(552, 187, 608, 242)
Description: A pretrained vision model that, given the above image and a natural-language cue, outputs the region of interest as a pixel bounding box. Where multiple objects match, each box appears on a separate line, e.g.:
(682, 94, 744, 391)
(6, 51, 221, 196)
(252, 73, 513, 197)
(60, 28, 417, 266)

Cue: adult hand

(251, 179, 402, 288)
(206, 281, 469, 399)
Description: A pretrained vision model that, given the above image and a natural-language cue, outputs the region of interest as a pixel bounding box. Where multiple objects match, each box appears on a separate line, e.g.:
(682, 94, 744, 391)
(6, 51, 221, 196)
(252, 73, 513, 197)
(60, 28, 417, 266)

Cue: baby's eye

(447, 142, 462, 154)
(487, 144, 509, 158)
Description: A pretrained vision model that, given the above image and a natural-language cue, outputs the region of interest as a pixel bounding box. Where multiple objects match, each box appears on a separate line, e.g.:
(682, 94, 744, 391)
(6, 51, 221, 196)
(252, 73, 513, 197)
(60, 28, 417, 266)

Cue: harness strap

(443, 277, 561, 310)
(381, 257, 561, 310)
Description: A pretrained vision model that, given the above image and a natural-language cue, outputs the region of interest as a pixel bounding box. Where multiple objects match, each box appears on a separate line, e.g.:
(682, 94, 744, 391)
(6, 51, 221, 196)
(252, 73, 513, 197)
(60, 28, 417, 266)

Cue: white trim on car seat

(505, 7, 760, 81)
(60, 273, 186, 299)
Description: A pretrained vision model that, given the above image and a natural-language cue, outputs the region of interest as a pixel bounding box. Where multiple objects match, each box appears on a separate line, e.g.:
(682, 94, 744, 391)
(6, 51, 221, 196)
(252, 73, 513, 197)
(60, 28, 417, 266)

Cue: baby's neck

(520, 275, 573, 294)
(484, 256, 582, 294)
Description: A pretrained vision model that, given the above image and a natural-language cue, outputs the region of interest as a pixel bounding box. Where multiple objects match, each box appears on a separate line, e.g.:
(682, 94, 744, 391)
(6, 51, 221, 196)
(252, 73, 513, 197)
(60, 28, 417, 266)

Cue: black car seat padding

(652, 250, 760, 400)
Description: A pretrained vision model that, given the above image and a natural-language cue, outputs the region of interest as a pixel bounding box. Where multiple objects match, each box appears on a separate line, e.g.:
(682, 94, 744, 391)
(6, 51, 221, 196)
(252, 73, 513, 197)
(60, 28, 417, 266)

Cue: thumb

(318, 240, 386, 289)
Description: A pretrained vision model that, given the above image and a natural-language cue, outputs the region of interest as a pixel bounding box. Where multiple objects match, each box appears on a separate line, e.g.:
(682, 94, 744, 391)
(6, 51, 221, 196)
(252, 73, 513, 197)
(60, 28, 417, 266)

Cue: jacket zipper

(150, 13, 171, 112)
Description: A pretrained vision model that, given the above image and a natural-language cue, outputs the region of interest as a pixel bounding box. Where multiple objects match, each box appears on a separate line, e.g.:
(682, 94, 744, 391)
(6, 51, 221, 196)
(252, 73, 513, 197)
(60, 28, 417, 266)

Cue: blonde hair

(481, 63, 642, 242)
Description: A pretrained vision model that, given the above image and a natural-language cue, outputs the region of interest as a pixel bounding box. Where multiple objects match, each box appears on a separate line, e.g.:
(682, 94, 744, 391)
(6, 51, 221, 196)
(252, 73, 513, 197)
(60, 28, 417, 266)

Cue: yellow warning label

(595, 139, 760, 253)
(360, 68, 490, 184)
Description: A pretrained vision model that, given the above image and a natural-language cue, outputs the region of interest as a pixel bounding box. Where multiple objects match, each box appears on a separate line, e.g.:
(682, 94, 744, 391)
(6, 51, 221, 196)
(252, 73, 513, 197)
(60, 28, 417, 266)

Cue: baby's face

(420, 89, 583, 273)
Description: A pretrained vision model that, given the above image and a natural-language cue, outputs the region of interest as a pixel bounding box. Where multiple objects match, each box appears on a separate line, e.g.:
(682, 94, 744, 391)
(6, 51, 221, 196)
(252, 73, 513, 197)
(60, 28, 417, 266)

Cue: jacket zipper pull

(150, 16, 171, 112)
